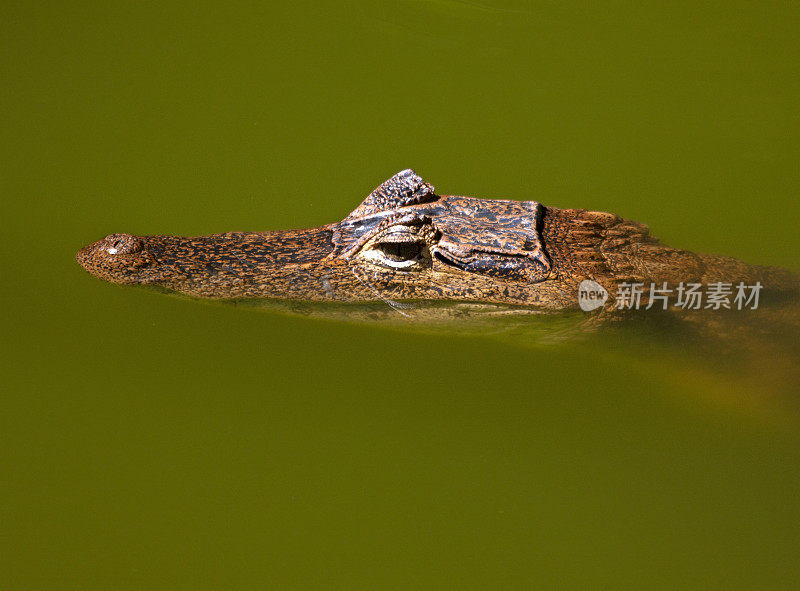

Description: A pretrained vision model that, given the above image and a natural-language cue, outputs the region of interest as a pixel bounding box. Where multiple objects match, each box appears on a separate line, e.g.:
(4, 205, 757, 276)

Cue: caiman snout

(102, 233, 143, 255)
(76, 233, 152, 284)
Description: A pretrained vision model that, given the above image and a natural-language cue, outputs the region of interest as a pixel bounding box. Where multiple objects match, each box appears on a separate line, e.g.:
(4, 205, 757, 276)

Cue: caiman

(76, 169, 799, 332)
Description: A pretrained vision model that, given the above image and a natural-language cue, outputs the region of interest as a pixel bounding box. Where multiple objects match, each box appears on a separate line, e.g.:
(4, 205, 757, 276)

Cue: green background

(3, 1, 799, 588)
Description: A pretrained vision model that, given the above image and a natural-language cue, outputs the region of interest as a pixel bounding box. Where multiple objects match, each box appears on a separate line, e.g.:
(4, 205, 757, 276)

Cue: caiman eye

(376, 241, 422, 263)
(361, 227, 431, 271)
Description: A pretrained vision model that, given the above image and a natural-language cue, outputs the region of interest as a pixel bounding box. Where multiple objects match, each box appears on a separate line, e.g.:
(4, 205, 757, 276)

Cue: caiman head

(76, 170, 580, 315)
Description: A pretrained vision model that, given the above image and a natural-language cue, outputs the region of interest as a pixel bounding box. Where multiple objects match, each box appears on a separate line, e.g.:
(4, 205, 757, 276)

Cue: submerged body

(76, 170, 798, 324)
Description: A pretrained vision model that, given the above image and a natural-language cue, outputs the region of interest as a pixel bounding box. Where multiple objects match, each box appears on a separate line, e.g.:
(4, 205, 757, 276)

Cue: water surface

(3, 1, 800, 588)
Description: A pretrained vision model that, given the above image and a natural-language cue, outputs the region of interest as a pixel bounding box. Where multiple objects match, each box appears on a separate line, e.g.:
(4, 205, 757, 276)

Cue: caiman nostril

(103, 233, 142, 255)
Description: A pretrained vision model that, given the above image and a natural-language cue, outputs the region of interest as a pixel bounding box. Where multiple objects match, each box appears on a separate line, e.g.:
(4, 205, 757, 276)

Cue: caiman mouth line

(77, 168, 798, 318)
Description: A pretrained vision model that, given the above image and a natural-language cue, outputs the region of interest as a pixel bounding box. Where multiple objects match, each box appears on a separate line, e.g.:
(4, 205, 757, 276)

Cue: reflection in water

(214, 282, 800, 415)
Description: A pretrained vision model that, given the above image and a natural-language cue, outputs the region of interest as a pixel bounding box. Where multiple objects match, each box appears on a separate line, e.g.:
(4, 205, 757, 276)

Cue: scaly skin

(76, 170, 798, 316)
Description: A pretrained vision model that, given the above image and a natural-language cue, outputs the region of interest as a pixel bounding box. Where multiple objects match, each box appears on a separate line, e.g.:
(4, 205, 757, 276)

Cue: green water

(3, 1, 800, 588)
